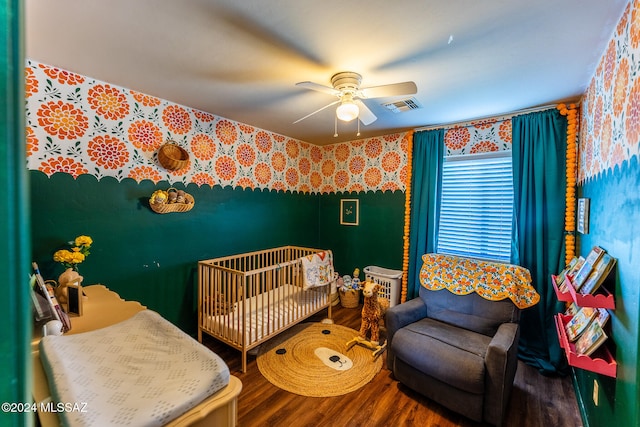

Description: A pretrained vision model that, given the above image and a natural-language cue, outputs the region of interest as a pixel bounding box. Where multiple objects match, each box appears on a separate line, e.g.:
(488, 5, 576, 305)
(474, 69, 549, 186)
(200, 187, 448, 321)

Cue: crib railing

(198, 246, 332, 372)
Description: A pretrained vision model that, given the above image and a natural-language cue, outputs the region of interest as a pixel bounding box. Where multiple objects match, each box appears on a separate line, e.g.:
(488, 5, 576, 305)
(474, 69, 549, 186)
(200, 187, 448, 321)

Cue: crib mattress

(205, 283, 327, 343)
(39, 310, 230, 427)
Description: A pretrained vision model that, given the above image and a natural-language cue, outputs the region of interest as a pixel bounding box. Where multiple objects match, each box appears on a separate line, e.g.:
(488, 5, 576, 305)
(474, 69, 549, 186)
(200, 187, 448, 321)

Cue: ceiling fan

(293, 71, 417, 125)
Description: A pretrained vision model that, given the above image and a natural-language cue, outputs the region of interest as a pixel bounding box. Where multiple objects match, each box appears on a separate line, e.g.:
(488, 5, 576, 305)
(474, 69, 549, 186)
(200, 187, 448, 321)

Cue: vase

(55, 268, 83, 308)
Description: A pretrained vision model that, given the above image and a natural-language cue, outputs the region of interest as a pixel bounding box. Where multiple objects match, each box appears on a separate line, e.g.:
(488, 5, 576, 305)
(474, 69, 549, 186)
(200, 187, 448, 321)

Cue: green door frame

(0, 1, 32, 426)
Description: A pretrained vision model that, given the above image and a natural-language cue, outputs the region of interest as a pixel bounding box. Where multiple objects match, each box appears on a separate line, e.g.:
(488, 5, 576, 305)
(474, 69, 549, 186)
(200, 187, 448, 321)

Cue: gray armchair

(386, 286, 521, 426)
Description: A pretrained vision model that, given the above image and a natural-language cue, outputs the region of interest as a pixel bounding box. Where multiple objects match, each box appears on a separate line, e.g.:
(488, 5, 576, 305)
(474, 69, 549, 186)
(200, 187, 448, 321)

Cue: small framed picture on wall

(577, 198, 590, 234)
(340, 199, 359, 226)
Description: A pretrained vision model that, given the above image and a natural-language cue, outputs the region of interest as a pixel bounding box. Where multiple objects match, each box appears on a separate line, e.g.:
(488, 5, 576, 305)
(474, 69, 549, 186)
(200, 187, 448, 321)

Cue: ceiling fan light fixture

(336, 99, 359, 122)
(295, 70, 416, 130)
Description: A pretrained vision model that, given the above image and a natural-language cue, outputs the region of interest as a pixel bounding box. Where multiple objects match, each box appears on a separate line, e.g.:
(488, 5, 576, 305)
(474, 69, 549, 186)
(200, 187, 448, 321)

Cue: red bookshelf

(551, 274, 615, 309)
(554, 313, 617, 378)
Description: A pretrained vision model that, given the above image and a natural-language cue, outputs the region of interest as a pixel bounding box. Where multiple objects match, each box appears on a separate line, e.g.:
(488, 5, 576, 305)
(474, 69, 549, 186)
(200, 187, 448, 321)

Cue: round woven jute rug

(257, 323, 383, 397)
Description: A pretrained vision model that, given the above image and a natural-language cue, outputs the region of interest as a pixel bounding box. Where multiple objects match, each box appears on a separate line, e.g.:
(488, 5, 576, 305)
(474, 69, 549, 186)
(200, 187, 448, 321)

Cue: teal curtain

(511, 109, 567, 375)
(407, 129, 444, 299)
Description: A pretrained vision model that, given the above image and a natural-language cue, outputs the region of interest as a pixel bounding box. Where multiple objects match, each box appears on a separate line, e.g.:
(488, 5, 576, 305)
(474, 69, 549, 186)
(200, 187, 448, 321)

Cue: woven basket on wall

(158, 143, 189, 170)
(149, 188, 195, 214)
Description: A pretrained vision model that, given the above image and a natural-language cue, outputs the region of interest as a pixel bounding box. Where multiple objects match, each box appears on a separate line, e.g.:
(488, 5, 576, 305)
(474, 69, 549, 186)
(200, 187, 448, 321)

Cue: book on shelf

(574, 319, 608, 356)
(572, 246, 605, 291)
(580, 253, 616, 295)
(558, 257, 580, 292)
(556, 258, 575, 290)
(558, 256, 584, 292)
(565, 302, 580, 317)
(594, 308, 610, 328)
(565, 306, 598, 342)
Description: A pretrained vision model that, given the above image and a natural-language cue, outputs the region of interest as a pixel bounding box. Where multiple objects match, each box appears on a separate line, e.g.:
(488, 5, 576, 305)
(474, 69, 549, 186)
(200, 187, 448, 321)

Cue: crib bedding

(205, 283, 327, 343)
(39, 310, 230, 427)
(300, 250, 334, 289)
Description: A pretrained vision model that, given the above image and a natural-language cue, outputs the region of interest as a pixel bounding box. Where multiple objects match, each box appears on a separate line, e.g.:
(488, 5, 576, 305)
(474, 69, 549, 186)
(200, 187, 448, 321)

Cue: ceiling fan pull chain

(334, 115, 338, 137)
(357, 119, 361, 137)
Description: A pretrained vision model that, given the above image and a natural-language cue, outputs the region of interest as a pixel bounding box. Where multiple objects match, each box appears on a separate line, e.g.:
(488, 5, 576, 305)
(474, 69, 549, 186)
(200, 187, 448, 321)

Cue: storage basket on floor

(364, 266, 403, 307)
(339, 289, 360, 308)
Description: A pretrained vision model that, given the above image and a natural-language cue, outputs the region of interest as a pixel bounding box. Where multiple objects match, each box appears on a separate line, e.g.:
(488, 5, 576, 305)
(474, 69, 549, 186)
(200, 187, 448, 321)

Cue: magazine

(594, 308, 610, 328)
(565, 306, 597, 342)
(572, 246, 605, 291)
(574, 320, 608, 356)
(556, 257, 578, 291)
(565, 256, 585, 290)
(580, 254, 616, 295)
(564, 302, 580, 317)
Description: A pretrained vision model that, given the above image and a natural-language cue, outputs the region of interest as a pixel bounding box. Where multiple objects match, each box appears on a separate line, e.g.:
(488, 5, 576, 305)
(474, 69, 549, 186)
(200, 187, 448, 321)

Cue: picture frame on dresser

(66, 282, 83, 316)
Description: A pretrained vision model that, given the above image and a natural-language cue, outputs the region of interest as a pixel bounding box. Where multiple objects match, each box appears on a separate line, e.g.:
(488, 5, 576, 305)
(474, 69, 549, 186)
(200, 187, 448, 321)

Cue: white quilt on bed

(39, 310, 229, 427)
(206, 283, 327, 344)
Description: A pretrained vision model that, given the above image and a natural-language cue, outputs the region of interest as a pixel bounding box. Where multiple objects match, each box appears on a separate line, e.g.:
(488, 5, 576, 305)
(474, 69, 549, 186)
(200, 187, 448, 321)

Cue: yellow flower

(75, 235, 93, 247)
(53, 235, 93, 270)
(71, 252, 85, 263)
(53, 249, 72, 263)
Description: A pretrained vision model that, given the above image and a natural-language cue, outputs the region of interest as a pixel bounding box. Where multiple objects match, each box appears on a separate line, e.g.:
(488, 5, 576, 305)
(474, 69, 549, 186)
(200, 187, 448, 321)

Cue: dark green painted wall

(30, 171, 321, 334)
(29, 173, 408, 336)
(318, 191, 405, 278)
(575, 156, 640, 427)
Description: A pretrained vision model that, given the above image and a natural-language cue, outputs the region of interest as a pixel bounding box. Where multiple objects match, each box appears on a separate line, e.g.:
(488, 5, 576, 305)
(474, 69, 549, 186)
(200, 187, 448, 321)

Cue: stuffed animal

(358, 281, 390, 345)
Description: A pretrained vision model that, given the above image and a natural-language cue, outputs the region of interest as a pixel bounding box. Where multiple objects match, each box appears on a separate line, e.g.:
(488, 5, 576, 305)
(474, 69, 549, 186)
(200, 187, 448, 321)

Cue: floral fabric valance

(419, 253, 539, 309)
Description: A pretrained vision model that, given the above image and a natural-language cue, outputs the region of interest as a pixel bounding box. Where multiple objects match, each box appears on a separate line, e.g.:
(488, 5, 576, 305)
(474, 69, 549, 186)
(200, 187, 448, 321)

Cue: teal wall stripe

(1, 1, 31, 426)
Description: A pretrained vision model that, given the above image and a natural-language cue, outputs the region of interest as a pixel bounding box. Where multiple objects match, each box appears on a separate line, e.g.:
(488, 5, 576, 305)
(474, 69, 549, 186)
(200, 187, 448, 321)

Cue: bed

(32, 285, 242, 427)
(198, 246, 334, 372)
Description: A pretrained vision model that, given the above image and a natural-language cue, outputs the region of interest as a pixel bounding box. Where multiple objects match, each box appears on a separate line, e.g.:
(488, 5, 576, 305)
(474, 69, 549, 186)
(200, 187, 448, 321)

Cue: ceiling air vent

(382, 97, 423, 113)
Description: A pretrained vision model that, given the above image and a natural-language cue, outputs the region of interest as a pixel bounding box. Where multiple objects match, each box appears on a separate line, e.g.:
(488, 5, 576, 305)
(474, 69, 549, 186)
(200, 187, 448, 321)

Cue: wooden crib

(198, 246, 333, 372)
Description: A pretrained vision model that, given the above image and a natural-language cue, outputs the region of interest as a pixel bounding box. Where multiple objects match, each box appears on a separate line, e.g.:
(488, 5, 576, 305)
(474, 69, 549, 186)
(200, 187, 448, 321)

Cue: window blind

(436, 152, 514, 262)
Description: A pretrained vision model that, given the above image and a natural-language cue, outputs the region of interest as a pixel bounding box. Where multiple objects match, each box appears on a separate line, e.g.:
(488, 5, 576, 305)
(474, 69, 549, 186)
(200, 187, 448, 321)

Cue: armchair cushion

(392, 317, 491, 394)
(419, 286, 520, 336)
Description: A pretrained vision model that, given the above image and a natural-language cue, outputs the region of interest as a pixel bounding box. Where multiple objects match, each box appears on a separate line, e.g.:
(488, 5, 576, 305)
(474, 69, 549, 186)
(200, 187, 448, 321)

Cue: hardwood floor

(201, 304, 582, 427)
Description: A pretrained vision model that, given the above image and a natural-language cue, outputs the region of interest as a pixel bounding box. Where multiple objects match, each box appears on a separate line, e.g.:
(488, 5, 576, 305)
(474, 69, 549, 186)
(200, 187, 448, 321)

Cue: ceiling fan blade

(295, 81, 341, 97)
(355, 100, 377, 125)
(360, 81, 417, 99)
(293, 100, 340, 124)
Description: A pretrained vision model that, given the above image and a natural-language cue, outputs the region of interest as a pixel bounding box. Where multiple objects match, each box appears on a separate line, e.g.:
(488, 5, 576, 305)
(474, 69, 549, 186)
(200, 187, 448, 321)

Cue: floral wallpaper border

(26, 60, 511, 194)
(443, 119, 512, 156)
(579, 0, 640, 182)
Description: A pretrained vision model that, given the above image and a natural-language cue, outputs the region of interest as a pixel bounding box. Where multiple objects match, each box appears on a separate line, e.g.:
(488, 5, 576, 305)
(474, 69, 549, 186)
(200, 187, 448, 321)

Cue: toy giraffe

(358, 281, 389, 345)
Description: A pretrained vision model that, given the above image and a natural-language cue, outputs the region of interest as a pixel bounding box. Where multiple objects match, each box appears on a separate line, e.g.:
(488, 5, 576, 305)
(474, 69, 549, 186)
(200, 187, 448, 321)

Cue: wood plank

(201, 304, 581, 427)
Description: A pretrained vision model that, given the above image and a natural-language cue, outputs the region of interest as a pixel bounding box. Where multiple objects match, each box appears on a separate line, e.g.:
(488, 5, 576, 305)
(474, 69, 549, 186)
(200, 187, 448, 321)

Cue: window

(436, 151, 514, 262)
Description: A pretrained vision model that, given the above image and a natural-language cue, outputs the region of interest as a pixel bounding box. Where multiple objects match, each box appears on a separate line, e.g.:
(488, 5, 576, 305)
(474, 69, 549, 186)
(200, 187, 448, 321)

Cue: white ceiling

(25, 0, 627, 145)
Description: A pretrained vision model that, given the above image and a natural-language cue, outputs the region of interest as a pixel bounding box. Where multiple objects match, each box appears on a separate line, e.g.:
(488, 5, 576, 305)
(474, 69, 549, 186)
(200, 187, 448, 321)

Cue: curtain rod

(415, 99, 580, 132)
